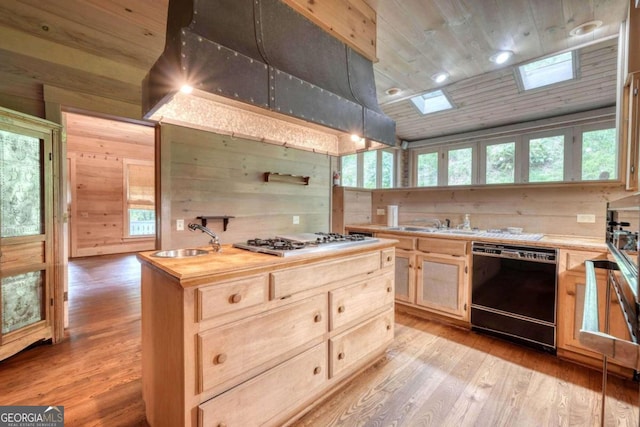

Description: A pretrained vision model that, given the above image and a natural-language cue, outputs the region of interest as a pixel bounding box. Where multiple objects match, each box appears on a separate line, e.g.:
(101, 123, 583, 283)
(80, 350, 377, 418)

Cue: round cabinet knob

(313, 366, 322, 375)
(567, 290, 576, 296)
(218, 423, 227, 427)
(314, 313, 322, 323)
(338, 305, 345, 313)
(213, 353, 227, 365)
(386, 324, 392, 331)
(387, 255, 392, 262)
(229, 293, 242, 304)
(386, 286, 392, 293)
(338, 352, 345, 360)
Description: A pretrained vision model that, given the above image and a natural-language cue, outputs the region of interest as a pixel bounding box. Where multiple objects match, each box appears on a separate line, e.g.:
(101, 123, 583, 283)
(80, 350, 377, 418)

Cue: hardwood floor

(0, 253, 638, 426)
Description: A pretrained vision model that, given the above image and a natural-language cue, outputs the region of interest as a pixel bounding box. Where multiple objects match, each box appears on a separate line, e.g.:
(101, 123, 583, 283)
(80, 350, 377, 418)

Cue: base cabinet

(416, 254, 467, 318)
(557, 250, 632, 374)
(375, 232, 470, 322)
(140, 246, 395, 427)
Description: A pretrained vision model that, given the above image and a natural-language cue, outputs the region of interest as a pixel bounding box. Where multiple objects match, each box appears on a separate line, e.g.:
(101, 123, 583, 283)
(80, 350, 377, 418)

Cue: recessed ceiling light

(431, 72, 449, 84)
(490, 50, 513, 65)
(180, 84, 193, 94)
(569, 20, 602, 36)
(385, 87, 401, 96)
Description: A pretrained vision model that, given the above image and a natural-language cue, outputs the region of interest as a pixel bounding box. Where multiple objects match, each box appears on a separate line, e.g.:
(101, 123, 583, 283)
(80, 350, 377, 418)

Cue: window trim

(445, 143, 477, 186)
(478, 137, 519, 185)
(573, 122, 620, 182)
(521, 128, 573, 183)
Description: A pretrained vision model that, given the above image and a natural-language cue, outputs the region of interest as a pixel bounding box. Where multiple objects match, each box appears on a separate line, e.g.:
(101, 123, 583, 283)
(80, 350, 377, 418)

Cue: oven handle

(579, 259, 640, 370)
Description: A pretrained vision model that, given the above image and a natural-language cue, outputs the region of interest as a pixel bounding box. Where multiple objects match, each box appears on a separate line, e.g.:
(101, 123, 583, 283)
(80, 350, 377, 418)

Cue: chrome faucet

(188, 223, 222, 252)
(412, 218, 442, 229)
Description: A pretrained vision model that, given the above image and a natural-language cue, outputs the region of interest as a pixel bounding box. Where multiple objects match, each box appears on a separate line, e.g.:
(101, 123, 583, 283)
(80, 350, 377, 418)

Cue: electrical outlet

(577, 214, 596, 223)
(377, 208, 385, 215)
(176, 219, 184, 231)
(293, 215, 300, 225)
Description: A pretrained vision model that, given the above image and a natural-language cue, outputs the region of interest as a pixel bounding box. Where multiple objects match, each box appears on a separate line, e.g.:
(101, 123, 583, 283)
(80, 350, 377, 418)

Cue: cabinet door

(416, 254, 467, 319)
(558, 272, 631, 364)
(0, 122, 55, 361)
(394, 250, 415, 303)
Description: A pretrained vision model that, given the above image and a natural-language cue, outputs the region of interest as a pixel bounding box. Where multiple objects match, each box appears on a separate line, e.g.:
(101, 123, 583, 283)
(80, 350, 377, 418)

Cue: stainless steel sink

(151, 248, 209, 258)
(434, 229, 479, 235)
(385, 226, 437, 232)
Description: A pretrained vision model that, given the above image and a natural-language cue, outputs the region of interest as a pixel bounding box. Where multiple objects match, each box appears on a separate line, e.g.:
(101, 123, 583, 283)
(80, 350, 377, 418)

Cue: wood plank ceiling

(0, 0, 629, 143)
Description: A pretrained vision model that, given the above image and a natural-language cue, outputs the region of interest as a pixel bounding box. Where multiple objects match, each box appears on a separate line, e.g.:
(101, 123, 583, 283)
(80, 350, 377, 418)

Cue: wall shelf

(196, 215, 235, 231)
(264, 172, 310, 185)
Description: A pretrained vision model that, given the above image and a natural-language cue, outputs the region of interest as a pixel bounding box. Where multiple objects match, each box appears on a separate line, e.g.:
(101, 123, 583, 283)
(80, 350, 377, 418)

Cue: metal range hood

(142, 0, 396, 155)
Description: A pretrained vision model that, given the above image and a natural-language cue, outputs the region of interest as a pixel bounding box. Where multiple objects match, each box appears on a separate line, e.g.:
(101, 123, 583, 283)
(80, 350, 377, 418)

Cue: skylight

(517, 51, 576, 91)
(410, 90, 454, 115)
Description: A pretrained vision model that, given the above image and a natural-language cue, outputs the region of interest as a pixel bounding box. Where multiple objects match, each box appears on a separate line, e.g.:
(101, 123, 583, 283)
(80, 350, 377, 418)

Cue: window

(124, 159, 155, 237)
(485, 141, 515, 184)
(447, 147, 473, 185)
(411, 117, 617, 187)
(381, 151, 394, 188)
(410, 90, 454, 115)
(527, 134, 565, 182)
(416, 151, 438, 187)
(581, 127, 617, 180)
(363, 151, 377, 188)
(339, 149, 396, 188)
(341, 154, 357, 187)
(517, 51, 576, 91)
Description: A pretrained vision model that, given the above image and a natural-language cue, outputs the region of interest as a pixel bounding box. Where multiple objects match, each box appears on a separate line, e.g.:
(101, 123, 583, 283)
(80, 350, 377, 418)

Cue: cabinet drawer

(330, 272, 394, 331)
(270, 251, 380, 299)
(198, 293, 327, 393)
(329, 309, 394, 378)
(381, 248, 395, 268)
(197, 274, 268, 321)
(376, 233, 415, 250)
(417, 237, 467, 256)
(560, 250, 607, 273)
(199, 343, 327, 427)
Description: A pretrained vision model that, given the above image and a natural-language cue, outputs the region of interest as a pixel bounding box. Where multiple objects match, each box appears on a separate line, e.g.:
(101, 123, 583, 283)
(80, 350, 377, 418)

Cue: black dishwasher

(471, 242, 558, 353)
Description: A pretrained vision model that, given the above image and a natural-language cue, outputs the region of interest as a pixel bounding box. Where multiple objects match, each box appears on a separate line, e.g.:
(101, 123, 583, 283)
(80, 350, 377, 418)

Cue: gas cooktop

(233, 232, 378, 257)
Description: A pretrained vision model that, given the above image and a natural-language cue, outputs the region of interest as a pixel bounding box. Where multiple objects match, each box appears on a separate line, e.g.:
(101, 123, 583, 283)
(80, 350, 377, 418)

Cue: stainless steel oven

(471, 242, 558, 353)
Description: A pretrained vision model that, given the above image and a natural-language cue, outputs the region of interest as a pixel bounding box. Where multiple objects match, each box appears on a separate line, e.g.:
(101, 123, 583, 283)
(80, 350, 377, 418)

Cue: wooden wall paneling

(43, 86, 141, 121)
(370, 184, 628, 238)
(161, 124, 331, 250)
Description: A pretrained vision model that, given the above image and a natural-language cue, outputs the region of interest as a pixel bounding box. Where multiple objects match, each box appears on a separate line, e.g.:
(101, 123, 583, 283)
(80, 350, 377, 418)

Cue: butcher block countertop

(345, 224, 607, 252)
(137, 238, 398, 286)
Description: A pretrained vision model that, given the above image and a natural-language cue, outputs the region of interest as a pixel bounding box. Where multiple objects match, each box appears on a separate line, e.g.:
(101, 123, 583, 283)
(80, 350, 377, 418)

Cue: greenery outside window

(124, 159, 155, 237)
(416, 151, 438, 186)
(579, 126, 618, 180)
(447, 147, 473, 185)
(339, 149, 396, 188)
(526, 133, 566, 183)
(484, 141, 515, 184)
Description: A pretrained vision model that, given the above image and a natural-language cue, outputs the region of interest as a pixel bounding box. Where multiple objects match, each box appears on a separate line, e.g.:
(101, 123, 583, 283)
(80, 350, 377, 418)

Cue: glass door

(0, 122, 54, 360)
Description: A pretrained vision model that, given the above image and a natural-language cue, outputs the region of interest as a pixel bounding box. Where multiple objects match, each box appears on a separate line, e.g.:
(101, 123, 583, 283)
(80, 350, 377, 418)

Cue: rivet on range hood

(142, 0, 396, 156)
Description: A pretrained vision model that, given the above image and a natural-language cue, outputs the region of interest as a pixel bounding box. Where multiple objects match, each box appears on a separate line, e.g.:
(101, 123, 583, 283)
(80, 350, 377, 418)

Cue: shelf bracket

(196, 215, 235, 231)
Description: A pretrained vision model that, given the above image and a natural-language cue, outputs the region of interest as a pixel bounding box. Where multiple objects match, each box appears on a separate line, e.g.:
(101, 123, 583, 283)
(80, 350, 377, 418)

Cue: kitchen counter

(345, 224, 606, 252)
(137, 238, 397, 286)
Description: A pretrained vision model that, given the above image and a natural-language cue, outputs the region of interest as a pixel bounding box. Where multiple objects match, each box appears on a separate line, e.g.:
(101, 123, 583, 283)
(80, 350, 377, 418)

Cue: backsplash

(370, 184, 630, 238)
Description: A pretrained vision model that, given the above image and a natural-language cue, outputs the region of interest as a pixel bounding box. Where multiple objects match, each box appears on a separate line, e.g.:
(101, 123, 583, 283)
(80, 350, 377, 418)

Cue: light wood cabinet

(373, 230, 470, 323)
(393, 249, 415, 303)
(416, 254, 467, 319)
(557, 249, 632, 374)
(139, 244, 395, 427)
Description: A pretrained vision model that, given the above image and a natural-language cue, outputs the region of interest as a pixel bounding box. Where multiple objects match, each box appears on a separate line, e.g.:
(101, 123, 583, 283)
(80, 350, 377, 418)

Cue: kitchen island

(137, 238, 397, 427)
